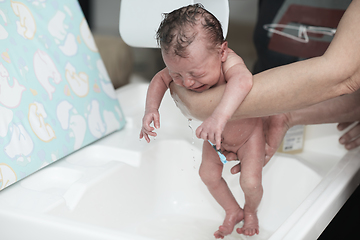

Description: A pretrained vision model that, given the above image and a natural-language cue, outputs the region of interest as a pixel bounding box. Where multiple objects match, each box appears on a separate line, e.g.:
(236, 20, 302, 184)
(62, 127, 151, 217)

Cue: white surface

(0, 82, 359, 240)
(119, 0, 229, 48)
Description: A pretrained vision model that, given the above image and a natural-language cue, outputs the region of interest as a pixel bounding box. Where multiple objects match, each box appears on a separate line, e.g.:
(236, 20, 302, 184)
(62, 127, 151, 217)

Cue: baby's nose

(183, 77, 195, 88)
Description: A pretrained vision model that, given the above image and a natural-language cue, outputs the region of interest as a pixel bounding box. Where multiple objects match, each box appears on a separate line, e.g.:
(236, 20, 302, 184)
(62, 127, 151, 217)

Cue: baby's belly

(221, 118, 259, 153)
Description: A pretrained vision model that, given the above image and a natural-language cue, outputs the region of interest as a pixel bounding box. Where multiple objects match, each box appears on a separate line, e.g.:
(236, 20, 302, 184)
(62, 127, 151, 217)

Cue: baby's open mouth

(191, 84, 207, 92)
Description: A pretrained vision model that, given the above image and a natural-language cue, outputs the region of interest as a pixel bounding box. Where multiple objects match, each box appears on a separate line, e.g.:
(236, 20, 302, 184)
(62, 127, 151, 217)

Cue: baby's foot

(214, 208, 244, 239)
(236, 211, 259, 236)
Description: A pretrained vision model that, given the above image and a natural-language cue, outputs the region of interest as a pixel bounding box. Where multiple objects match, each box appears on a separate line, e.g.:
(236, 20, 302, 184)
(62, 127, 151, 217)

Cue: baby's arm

(140, 68, 173, 142)
(196, 53, 253, 149)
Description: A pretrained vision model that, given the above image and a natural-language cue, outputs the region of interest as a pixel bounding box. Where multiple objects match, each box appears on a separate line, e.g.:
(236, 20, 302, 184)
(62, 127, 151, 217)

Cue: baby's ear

(220, 41, 228, 62)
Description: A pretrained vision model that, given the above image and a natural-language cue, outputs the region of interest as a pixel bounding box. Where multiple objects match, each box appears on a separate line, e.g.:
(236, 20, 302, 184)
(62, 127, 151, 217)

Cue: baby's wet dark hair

(156, 4, 224, 57)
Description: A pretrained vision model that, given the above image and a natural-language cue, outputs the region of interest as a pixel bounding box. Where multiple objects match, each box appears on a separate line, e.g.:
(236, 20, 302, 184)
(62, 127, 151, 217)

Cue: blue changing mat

(0, 0, 125, 190)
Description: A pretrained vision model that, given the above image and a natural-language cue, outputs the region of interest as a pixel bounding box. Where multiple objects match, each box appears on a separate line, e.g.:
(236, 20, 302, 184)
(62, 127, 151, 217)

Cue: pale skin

(231, 90, 360, 176)
(140, 32, 253, 150)
(140, 28, 265, 237)
(201, 117, 264, 238)
(169, 0, 360, 122)
(169, 0, 360, 175)
(170, 89, 360, 173)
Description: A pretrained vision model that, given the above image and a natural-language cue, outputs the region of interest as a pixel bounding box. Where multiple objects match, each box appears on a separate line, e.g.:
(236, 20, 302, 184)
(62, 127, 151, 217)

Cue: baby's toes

(214, 231, 225, 239)
(245, 228, 258, 236)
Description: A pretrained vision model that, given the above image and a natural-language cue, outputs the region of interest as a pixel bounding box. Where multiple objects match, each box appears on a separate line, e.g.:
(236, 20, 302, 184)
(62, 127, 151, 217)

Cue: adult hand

(262, 114, 291, 162)
(338, 121, 360, 150)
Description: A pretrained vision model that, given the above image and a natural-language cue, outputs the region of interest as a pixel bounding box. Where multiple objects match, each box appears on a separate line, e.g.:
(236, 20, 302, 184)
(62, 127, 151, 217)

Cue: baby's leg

(236, 120, 265, 236)
(199, 141, 244, 239)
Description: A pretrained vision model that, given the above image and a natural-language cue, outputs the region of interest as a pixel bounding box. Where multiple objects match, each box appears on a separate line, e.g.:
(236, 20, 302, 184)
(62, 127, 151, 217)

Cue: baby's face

(163, 38, 226, 92)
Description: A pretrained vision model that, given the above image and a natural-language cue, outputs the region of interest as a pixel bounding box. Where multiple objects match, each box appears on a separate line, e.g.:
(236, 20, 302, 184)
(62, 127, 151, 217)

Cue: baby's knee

(240, 176, 262, 193)
(199, 166, 221, 186)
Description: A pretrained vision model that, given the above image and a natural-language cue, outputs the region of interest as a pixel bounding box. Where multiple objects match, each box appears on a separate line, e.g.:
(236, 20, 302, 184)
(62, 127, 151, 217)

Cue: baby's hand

(140, 108, 160, 143)
(196, 115, 227, 150)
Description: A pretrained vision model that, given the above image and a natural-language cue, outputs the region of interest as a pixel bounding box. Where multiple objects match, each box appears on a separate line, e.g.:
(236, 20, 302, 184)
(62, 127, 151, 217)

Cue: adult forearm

(236, 56, 338, 118)
(169, 83, 219, 121)
(169, 0, 360, 120)
(169, 56, 338, 120)
(288, 89, 360, 127)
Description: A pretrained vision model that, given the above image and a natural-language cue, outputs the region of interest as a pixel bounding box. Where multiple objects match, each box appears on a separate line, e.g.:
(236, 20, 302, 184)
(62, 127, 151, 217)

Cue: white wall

(91, 0, 258, 35)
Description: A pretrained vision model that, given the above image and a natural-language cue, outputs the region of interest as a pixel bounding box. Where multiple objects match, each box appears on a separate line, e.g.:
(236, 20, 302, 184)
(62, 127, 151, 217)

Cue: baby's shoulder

(223, 48, 245, 70)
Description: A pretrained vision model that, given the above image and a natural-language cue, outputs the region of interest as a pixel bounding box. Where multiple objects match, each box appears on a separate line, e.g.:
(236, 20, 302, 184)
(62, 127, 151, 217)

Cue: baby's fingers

(215, 131, 222, 150)
(139, 131, 150, 143)
(208, 134, 217, 149)
(140, 126, 157, 142)
(153, 113, 160, 129)
(197, 127, 213, 143)
(143, 124, 154, 133)
(144, 129, 157, 137)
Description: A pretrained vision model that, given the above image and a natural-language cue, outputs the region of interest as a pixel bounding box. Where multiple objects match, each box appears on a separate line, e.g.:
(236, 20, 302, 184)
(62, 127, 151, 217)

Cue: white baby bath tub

(0, 80, 359, 240)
